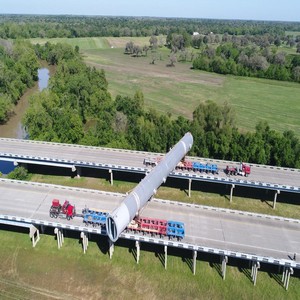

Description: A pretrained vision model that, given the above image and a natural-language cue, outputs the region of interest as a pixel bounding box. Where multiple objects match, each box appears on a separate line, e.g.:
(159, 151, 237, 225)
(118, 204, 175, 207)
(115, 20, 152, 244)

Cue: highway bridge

(1, 178, 299, 280)
(1, 138, 300, 207)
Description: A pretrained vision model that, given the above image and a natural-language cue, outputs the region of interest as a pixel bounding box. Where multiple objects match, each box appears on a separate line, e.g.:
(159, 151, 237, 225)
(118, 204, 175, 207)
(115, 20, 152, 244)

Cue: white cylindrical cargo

(106, 132, 193, 242)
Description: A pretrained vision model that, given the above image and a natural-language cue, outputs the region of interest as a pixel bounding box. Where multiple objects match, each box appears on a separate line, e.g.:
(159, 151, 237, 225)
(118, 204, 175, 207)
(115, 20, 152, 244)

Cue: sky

(0, 0, 299, 22)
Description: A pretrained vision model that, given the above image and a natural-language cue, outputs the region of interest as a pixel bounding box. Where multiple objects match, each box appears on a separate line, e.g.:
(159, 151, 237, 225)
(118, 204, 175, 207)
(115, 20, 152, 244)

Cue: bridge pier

(29, 225, 40, 247)
(164, 245, 168, 270)
(230, 184, 235, 203)
(193, 250, 197, 275)
(54, 228, 64, 249)
(188, 179, 192, 197)
(109, 169, 113, 186)
(76, 166, 81, 178)
(282, 267, 293, 290)
(221, 255, 228, 280)
(136, 241, 140, 264)
(109, 238, 114, 259)
(273, 190, 280, 209)
(251, 261, 260, 286)
(80, 232, 88, 253)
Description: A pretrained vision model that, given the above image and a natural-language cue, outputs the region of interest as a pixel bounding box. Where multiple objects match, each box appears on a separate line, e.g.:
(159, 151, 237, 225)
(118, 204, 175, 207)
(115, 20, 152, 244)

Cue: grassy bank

(1, 225, 299, 299)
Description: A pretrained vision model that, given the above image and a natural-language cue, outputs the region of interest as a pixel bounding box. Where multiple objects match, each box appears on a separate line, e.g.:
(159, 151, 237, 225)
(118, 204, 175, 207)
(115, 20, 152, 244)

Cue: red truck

(225, 162, 251, 177)
(49, 199, 76, 220)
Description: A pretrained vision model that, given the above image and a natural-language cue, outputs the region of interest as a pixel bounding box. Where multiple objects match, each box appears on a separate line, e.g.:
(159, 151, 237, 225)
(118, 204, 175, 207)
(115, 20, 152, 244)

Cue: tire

(54, 213, 58, 218)
(50, 212, 54, 218)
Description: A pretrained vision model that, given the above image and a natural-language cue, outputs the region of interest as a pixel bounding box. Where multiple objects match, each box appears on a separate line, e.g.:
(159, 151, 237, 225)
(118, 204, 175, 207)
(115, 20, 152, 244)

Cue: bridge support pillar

(136, 241, 140, 264)
(109, 169, 113, 186)
(273, 190, 280, 209)
(109, 239, 114, 259)
(193, 250, 197, 275)
(221, 255, 228, 280)
(282, 267, 294, 290)
(230, 184, 235, 203)
(76, 166, 81, 178)
(251, 261, 260, 286)
(188, 179, 192, 197)
(80, 232, 88, 254)
(164, 245, 168, 270)
(54, 228, 64, 249)
(29, 225, 40, 247)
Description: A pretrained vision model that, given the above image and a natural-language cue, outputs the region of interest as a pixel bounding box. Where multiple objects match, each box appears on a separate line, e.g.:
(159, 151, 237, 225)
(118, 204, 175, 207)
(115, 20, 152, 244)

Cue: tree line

(192, 42, 300, 82)
(23, 42, 300, 168)
(0, 39, 39, 123)
(1, 15, 300, 39)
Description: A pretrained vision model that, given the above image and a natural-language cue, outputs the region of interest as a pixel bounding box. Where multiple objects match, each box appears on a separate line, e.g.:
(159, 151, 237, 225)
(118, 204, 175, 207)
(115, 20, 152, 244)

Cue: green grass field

(30, 37, 300, 135)
(1, 219, 299, 299)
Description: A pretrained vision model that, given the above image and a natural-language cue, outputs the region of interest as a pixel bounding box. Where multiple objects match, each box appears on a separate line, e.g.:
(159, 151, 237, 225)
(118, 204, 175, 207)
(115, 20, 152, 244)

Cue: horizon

(0, 0, 300, 23)
(1, 13, 299, 24)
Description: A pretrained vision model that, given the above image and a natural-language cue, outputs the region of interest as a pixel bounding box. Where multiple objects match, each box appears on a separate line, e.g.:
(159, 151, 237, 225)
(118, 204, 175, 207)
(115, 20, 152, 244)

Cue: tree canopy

(23, 42, 300, 168)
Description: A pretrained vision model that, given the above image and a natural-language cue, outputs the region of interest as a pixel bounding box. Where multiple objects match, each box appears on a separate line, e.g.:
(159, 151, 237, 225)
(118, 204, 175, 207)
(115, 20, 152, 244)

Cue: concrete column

(76, 166, 81, 178)
(273, 190, 280, 209)
(136, 241, 140, 264)
(282, 266, 286, 283)
(164, 245, 168, 270)
(230, 184, 235, 203)
(283, 267, 294, 290)
(188, 179, 192, 198)
(221, 255, 228, 280)
(54, 228, 64, 249)
(109, 169, 113, 186)
(109, 238, 114, 259)
(80, 232, 88, 254)
(193, 250, 197, 275)
(29, 225, 40, 247)
(251, 261, 260, 286)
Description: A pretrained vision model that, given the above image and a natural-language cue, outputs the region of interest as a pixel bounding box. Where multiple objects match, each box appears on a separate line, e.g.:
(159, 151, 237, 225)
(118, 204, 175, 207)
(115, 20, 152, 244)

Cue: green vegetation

(7, 166, 30, 181)
(0, 39, 39, 123)
(0, 219, 299, 299)
(1, 16, 300, 299)
(193, 42, 300, 82)
(82, 45, 300, 135)
(2, 15, 300, 40)
(21, 42, 300, 168)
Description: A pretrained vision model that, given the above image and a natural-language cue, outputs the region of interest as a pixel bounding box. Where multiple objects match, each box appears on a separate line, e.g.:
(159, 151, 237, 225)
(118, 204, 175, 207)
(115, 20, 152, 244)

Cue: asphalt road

(1, 138, 300, 188)
(1, 179, 299, 262)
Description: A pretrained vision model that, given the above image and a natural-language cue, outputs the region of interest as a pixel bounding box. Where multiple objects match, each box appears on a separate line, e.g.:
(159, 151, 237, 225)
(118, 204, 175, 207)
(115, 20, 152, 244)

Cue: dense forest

(20, 42, 300, 168)
(0, 39, 38, 122)
(1, 15, 300, 39)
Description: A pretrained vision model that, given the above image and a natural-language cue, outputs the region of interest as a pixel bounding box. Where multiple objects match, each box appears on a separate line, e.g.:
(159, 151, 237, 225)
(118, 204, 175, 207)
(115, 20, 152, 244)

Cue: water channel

(0, 67, 50, 173)
(0, 67, 50, 139)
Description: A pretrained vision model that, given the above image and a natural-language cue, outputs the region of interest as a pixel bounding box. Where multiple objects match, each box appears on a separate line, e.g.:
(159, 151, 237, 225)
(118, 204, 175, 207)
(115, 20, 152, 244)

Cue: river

(0, 67, 50, 139)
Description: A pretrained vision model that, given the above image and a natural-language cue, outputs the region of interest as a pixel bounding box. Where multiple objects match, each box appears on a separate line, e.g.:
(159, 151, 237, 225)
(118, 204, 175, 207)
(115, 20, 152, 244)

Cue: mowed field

(30, 36, 300, 135)
(1, 222, 300, 299)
